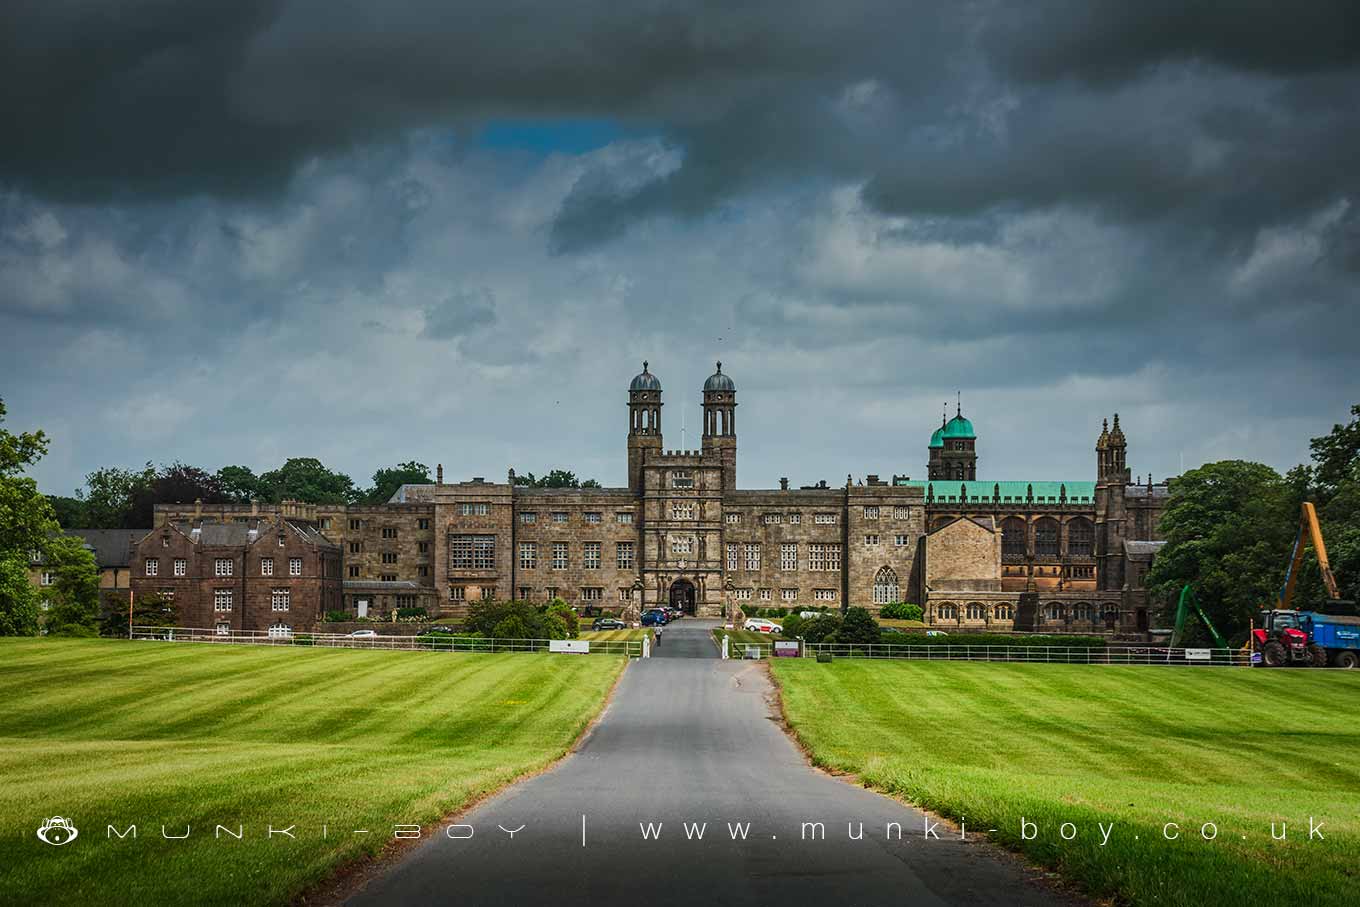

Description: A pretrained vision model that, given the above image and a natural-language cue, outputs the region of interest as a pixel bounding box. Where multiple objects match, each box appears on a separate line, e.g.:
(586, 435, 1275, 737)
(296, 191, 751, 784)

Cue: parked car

(925, 630, 948, 637)
(592, 617, 627, 631)
(744, 618, 783, 634)
(347, 629, 378, 639)
(641, 610, 668, 627)
(665, 607, 683, 620)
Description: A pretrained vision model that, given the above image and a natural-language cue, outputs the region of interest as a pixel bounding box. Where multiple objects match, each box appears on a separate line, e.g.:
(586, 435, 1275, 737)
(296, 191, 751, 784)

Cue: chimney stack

(436, 463, 444, 485)
(779, 477, 789, 490)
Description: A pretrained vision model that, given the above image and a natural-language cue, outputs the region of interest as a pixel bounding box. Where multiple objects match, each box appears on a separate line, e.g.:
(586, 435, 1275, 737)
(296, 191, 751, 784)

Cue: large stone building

(137, 362, 1170, 636)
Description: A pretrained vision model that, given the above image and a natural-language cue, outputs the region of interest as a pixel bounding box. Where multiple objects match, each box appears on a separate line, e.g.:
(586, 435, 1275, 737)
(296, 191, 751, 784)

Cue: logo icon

(37, 817, 78, 846)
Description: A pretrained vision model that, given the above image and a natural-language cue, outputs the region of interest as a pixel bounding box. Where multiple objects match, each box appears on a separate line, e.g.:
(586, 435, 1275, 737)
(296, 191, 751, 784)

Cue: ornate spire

(1096, 418, 1109, 450)
(1109, 412, 1126, 444)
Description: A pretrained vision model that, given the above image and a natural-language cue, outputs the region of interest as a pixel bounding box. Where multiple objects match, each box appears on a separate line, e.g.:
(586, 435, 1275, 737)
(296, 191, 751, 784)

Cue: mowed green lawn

(771, 660, 1360, 906)
(0, 638, 625, 906)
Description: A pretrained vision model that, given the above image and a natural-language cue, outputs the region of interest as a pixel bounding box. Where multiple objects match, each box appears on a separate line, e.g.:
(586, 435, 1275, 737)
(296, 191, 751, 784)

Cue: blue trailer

(1300, 612, 1360, 669)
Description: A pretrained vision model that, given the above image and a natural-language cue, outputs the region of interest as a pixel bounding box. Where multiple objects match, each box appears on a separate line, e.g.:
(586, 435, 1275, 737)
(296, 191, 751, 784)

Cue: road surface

(347, 619, 1074, 906)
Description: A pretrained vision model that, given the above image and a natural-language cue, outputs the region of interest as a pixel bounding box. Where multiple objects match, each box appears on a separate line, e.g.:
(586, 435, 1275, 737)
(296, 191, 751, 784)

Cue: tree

(880, 602, 923, 621)
(217, 465, 264, 504)
(1306, 407, 1360, 606)
(0, 396, 59, 556)
(1309, 404, 1360, 498)
(126, 462, 229, 527)
(1146, 460, 1299, 637)
(47, 495, 89, 528)
(367, 461, 432, 504)
(831, 606, 881, 645)
(799, 614, 842, 644)
(511, 469, 601, 489)
(545, 598, 578, 638)
(0, 556, 41, 636)
(101, 593, 179, 637)
(42, 534, 100, 636)
(257, 458, 359, 504)
(77, 464, 153, 529)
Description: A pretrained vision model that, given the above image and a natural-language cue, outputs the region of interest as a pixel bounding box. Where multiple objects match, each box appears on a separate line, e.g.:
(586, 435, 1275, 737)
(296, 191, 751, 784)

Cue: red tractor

(1252, 609, 1320, 667)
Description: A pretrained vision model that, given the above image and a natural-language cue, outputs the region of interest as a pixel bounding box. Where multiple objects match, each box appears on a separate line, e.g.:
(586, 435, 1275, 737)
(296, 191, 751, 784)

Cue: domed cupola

(704, 361, 735, 393)
(927, 397, 978, 481)
(630, 361, 662, 392)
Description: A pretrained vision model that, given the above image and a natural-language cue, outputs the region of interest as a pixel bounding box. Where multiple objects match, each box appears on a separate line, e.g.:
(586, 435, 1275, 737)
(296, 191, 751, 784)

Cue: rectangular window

(763, 513, 781, 524)
(520, 512, 538, 524)
(781, 588, 797, 602)
(734, 588, 752, 601)
(277, 533, 286, 547)
(895, 534, 909, 547)
(583, 542, 601, 569)
(814, 513, 837, 525)
(789, 513, 801, 524)
(418, 541, 429, 554)
(744, 544, 761, 571)
(584, 512, 602, 524)
(545, 586, 557, 600)
(727, 543, 738, 571)
(893, 506, 911, 521)
(810, 544, 842, 571)
(725, 513, 740, 524)
(864, 506, 880, 520)
(671, 470, 693, 489)
(348, 565, 360, 577)
(459, 503, 488, 516)
(419, 565, 430, 577)
(451, 536, 497, 570)
(350, 519, 362, 530)
(449, 586, 466, 601)
(418, 518, 430, 530)
(619, 588, 634, 601)
(672, 502, 695, 520)
(864, 534, 879, 546)
(519, 586, 532, 600)
(520, 542, 537, 570)
(481, 586, 495, 601)
(215, 558, 232, 576)
(780, 543, 797, 571)
(382, 552, 397, 564)
(581, 587, 603, 601)
(815, 589, 837, 602)
(159, 588, 174, 600)
(759, 588, 772, 601)
(145, 558, 159, 576)
(616, 541, 635, 569)
(173, 558, 186, 576)
(552, 542, 568, 569)
(349, 541, 362, 553)
(272, 589, 290, 611)
(289, 557, 302, 576)
(382, 526, 399, 538)
(616, 511, 634, 524)
(395, 595, 416, 608)
(214, 589, 233, 611)
(261, 557, 274, 575)
(379, 573, 395, 582)
(552, 512, 569, 523)
(40, 571, 53, 586)
(671, 536, 692, 555)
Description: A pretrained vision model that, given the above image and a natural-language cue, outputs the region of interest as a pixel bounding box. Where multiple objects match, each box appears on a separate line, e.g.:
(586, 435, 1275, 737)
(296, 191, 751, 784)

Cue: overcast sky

(3, 1, 1357, 496)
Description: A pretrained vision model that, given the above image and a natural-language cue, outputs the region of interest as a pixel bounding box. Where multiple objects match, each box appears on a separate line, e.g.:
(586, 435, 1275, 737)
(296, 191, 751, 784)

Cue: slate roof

(64, 529, 147, 568)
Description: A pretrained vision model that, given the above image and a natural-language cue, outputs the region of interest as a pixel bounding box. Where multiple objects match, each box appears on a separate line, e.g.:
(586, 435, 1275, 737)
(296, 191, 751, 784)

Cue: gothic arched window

(872, 567, 899, 605)
(1001, 517, 1027, 557)
(1035, 518, 1060, 557)
(938, 602, 957, 620)
(1067, 518, 1094, 556)
(995, 603, 1012, 620)
(966, 602, 985, 620)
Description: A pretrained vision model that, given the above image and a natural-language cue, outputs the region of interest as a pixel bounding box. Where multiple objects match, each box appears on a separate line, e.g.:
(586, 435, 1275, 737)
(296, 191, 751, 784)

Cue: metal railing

(800, 642, 1252, 666)
(129, 626, 644, 657)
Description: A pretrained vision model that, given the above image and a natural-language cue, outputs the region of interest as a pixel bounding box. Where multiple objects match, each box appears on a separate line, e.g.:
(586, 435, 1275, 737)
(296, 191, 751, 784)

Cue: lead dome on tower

(703, 361, 735, 392)
(630, 361, 662, 392)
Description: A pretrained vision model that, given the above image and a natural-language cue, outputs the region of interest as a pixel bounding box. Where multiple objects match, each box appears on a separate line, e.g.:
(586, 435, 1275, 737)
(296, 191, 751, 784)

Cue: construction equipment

(1169, 584, 1230, 650)
(1253, 502, 1358, 668)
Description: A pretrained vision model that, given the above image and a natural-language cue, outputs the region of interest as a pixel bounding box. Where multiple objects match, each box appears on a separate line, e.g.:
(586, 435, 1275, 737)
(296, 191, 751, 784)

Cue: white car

(347, 629, 378, 639)
(925, 630, 948, 637)
(743, 618, 783, 634)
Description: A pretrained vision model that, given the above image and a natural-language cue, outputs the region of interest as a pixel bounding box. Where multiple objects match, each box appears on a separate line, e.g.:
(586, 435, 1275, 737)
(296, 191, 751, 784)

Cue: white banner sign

(1184, 648, 1211, 661)
(549, 640, 590, 654)
(774, 641, 800, 658)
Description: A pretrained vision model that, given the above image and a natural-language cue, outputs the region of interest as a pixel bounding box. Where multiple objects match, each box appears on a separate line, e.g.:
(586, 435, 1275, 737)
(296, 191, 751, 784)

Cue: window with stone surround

(581, 587, 603, 601)
(349, 541, 362, 553)
(734, 588, 752, 600)
(618, 588, 634, 601)
(672, 502, 695, 520)
(173, 558, 186, 576)
(348, 565, 359, 577)
(780, 543, 797, 571)
(864, 534, 879, 546)
(872, 566, 898, 604)
(382, 552, 397, 564)
(552, 512, 569, 523)
(744, 543, 760, 570)
(894, 534, 908, 546)
(1035, 519, 1060, 557)
(552, 542, 568, 569)
(272, 589, 290, 611)
(759, 588, 771, 601)
(789, 513, 801, 524)
(481, 587, 495, 600)
(261, 557, 274, 575)
(1067, 519, 1094, 557)
(781, 588, 797, 602)
(727, 543, 738, 571)
(809, 544, 841, 571)
(382, 526, 399, 538)
(763, 513, 781, 524)
(1001, 517, 1027, 557)
(671, 536, 692, 555)
(864, 506, 879, 520)
(893, 506, 911, 520)
(449, 586, 465, 601)
(451, 535, 497, 570)
(519, 542, 537, 570)
(616, 512, 633, 524)
(583, 542, 601, 569)
(671, 470, 693, 488)
(616, 542, 634, 569)
(215, 558, 232, 576)
(289, 557, 302, 576)
(815, 589, 837, 601)
(459, 504, 488, 516)
(520, 512, 537, 524)
(584, 512, 602, 523)
(418, 519, 430, 530)
(214, 589, 232, 611)
(145, 558, 158, 576)
(725, 513, 740, 524)
(814, 513, 837, 525)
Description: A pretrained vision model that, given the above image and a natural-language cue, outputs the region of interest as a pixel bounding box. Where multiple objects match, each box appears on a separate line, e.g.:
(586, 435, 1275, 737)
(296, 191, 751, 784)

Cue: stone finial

(436, 463, 444, 485)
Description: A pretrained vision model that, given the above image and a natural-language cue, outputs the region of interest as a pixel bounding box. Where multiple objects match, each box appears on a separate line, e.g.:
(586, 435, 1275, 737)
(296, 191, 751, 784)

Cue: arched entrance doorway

(669, 579, 697, 615)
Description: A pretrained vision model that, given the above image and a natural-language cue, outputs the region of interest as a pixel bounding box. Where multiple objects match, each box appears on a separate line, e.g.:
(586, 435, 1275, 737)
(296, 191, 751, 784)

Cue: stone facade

(146, 362, 1171, 636)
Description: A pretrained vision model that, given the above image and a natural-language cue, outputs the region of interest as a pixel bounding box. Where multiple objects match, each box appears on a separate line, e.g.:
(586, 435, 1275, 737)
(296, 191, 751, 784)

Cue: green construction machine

(1168, 584, 1230, 650)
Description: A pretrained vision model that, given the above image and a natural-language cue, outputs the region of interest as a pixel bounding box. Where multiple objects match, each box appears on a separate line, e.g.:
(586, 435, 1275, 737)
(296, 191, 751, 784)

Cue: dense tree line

(47, 459, 602, 530)
(1148, 404, 1360, 642)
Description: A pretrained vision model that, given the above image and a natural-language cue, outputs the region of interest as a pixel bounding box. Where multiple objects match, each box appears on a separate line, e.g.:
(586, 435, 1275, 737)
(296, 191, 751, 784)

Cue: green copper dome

(929, 426, 945, 449)
(942, 414, 975, 439)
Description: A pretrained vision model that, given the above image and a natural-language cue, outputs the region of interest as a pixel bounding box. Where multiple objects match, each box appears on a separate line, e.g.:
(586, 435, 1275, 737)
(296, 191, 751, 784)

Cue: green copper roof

(942, 414, 975, 439)
(928, 427, 944, 449)
(894, 479, 1097, 505)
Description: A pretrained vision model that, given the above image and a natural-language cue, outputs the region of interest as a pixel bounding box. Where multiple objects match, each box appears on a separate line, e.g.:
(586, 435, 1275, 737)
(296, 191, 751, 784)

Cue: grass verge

(0, 638, 625, 906)
(769, 658, 1360, 907)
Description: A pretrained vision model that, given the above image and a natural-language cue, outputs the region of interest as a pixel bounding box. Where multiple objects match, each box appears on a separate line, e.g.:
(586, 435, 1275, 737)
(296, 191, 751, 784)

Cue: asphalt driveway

(347, 619, 1074, 906)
